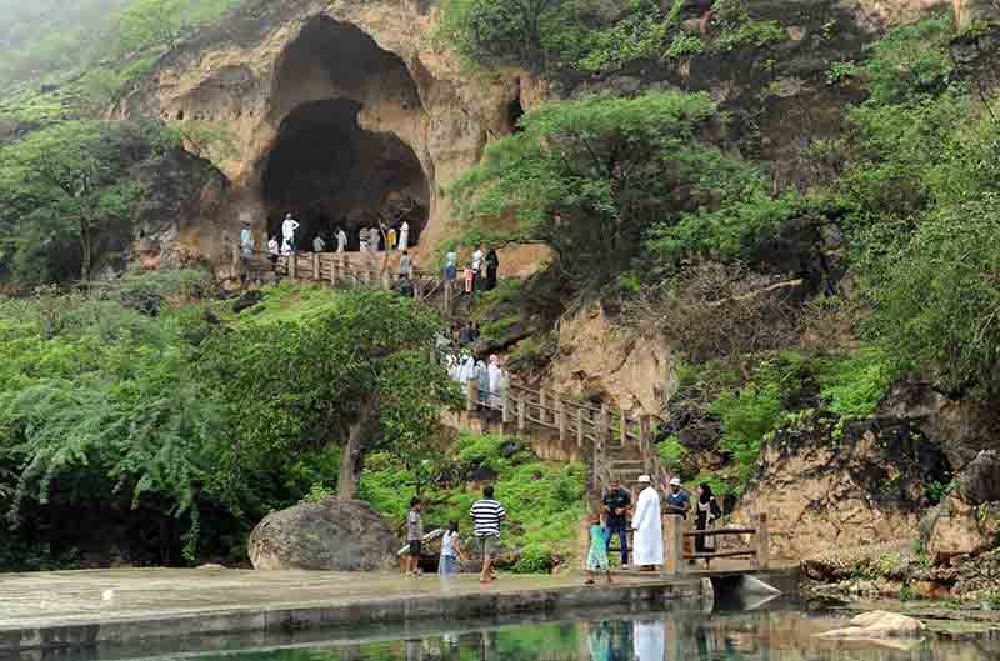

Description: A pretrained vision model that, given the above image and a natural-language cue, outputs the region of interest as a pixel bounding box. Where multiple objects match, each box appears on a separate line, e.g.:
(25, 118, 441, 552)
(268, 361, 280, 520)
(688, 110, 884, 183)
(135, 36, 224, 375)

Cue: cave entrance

(260, 99, 429, 250)
(258, 15, 431, 251)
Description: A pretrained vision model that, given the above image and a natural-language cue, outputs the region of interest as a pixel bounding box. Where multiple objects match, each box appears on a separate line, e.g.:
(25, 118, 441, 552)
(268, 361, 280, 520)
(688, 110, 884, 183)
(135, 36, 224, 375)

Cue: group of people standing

(402, 485, 507, 585)
(239, 213, 416, 260)
(445, 352, 507, 409)
(442, 244, 500, 294)
(587, 476, 722, 579)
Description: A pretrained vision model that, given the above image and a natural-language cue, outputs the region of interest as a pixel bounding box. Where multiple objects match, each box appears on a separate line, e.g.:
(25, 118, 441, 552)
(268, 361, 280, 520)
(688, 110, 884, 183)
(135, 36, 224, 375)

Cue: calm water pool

(38, 607, 998, 661)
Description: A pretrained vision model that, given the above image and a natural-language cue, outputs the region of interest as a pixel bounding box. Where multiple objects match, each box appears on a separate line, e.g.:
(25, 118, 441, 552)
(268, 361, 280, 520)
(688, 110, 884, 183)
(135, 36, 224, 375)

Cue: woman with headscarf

(488, 355, 503, 409)
(484, 245, 499, 291)
(694, 483, 722, 569)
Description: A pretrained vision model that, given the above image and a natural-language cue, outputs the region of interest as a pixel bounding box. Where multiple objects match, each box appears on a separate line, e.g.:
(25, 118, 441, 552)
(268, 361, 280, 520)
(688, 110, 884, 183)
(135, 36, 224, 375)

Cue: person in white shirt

(471, 245, 484, 291)
(336, 228, 348, 252)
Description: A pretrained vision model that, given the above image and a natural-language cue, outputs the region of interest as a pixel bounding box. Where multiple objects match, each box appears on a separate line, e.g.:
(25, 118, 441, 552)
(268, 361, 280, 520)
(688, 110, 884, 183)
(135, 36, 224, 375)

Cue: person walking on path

(438, 520, 464, 578)
(312, 234, 326, 253)
(694, 483, 722, 568)
(281, 213, 300, 254)
(603, 478, 631, 566)
(631, 475, 662, 570)
(484, 246, 499, 291)
(585, 513, 613, 585)
(470, 485, 506, 585)
(399, 220, 410, 252)
(404, 496, 424, 577)
(336, 227, 348, 253)
(399, 250, 414, 278)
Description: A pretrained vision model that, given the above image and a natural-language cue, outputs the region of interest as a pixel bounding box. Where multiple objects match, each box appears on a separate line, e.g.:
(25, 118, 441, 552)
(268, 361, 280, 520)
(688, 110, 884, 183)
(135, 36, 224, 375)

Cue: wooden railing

(662, 513, 769, 575)
(461, 379, 669, 500)
(233, 249, 457, 308)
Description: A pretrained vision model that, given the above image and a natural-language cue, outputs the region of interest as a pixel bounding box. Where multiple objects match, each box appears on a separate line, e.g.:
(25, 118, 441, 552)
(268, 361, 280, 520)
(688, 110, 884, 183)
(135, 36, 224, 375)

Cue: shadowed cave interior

(258, 16, 430, 250)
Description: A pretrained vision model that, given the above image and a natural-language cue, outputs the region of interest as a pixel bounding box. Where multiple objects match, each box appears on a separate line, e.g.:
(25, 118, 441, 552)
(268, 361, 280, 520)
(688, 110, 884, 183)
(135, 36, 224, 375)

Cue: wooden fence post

(312, 253, 320, 280)
(558, 400, 567, 443)
(289, 253, 297, 280)
(663, 514, 684, 577)
(600, 404, 610, 444)
(620, 408, 628, 446)
(465, 379, 477, 412)
(576, 408, 585, 449)
(501, 386, 512, 424)
(539, 390, 548, 427)
(755, 512, 770, 570)
(517, 397, 526, 432)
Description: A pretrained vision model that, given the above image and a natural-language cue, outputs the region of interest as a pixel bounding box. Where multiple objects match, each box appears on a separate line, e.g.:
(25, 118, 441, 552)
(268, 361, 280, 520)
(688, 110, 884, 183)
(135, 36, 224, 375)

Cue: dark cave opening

(258, 15, 430, 251)
(259, 99, 429, 251)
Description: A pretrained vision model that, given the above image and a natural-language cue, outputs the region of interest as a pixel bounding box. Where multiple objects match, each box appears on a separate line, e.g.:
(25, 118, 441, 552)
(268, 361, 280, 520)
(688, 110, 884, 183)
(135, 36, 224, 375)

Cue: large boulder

(249, 499, 399, 571)
(922, 493, 999, 560)
(958, 450, 1000, 505)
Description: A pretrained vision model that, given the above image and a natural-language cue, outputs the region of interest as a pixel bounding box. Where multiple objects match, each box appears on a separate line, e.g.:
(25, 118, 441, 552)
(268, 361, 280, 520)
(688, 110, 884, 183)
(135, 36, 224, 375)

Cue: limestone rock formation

(733, 417, 949, 562)
(248, 498, 399, 571)
(817, 611, 925, 639)
(922, 493, 999, 559)
(545, 303, 674, 417)
(958, 450, 1000, 504)
(118, 0, 538, 265)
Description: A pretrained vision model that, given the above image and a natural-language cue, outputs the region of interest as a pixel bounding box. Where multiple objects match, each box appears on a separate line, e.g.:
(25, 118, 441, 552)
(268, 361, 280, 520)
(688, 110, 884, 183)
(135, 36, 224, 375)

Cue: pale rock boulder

(249, 498, 399, 571)
(818, 611, 925, 639)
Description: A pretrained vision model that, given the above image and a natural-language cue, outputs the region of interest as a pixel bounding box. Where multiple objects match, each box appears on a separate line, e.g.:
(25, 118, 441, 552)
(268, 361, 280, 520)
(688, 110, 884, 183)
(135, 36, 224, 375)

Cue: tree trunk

(337, 398, 378, 501)
(80, 222, 92, 283)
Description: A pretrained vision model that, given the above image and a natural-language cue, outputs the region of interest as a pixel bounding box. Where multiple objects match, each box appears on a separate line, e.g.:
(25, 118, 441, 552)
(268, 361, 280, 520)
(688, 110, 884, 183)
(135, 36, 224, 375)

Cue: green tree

(0, 121, 147, 283)
(451, 91, 726, 287)
(198, 288, 457, 500)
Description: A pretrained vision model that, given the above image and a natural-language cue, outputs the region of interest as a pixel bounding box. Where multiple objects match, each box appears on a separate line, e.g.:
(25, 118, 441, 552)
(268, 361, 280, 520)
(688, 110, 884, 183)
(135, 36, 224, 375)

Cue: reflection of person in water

(694, 622, 719, 661)
(588, 621, 612, 661)
(633, 620, 665, 661)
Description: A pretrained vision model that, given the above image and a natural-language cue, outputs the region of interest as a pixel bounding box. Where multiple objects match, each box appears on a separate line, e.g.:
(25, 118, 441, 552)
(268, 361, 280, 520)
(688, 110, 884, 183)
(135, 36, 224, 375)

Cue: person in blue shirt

(664, 477, 689, 517)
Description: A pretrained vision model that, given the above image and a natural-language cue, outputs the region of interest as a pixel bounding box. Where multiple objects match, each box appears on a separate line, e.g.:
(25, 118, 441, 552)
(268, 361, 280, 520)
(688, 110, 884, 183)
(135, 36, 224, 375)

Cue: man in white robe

(633, 620, 665, 661)
(631, 475, 663, 569)
(336, 228, 348, 253)
(281, 213, 300, 253)
(399, 221, 410, 252)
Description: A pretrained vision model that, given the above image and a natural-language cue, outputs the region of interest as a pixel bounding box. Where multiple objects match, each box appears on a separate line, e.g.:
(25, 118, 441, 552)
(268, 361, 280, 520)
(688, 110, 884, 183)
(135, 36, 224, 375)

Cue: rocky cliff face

(118, 0, 537, 264)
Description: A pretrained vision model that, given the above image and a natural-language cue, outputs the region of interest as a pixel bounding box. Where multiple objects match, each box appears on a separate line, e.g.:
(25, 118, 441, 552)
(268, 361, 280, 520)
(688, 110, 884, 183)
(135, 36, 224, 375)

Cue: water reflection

(27, 611, 999, 661)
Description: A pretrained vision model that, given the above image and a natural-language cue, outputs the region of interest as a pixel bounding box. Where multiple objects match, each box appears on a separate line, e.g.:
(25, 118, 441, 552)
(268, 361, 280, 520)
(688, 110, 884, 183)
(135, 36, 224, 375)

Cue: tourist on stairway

(399, 220, 410, 252)
(336, 227, 348, 253)
(484, 246, 499, 291)
(631, 475, 663, 571)
(603, 478, 631, 566)
(240, 221, 254, 258)
(267, 236, 279, 268)
(464, 262, 475, 294)
(471, 244, 484, 291)
(470, 485, 506, 585)
(694, 483, 722, 569)
(312, 234, 326, 253)
(444, 247, 457, 283)
(488, 355, 503, 408)
(281, 213, 299, 253)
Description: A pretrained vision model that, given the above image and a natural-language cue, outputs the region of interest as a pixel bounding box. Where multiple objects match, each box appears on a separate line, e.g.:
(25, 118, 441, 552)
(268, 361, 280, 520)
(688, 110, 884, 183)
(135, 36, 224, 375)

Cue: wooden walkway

(227, 248, 767, 573)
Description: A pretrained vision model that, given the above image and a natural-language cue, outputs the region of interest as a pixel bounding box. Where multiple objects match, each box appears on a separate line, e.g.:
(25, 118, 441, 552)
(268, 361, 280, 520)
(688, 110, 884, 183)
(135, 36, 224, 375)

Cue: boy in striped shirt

(470, 485, 506, 585)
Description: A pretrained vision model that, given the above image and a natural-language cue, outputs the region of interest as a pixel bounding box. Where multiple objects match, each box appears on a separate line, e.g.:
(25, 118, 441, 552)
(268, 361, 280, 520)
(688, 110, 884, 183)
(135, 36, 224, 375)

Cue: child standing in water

(585, 513, 612, 585)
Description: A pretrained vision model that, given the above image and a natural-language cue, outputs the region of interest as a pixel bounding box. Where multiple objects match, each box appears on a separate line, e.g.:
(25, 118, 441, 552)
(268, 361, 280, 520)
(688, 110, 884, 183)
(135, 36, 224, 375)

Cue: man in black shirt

(603, 479, 632, 566)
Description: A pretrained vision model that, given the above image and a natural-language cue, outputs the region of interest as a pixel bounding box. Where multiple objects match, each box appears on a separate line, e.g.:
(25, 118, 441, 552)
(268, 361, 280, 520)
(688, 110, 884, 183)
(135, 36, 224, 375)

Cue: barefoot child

(586, 513, 612, 585)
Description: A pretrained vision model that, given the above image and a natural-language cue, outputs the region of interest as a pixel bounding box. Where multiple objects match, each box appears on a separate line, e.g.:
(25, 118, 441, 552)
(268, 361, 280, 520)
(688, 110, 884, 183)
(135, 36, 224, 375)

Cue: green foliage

(859, 16, 953, 105)
(452, 90, 733, 287)
(658, 435, 685, 472)
(0, 281, 454, 567)
(360, 434, 586, 572)
(815, 346, 891, 419)
(711, 382, 781, 483)
(0, 121, 161, 283)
